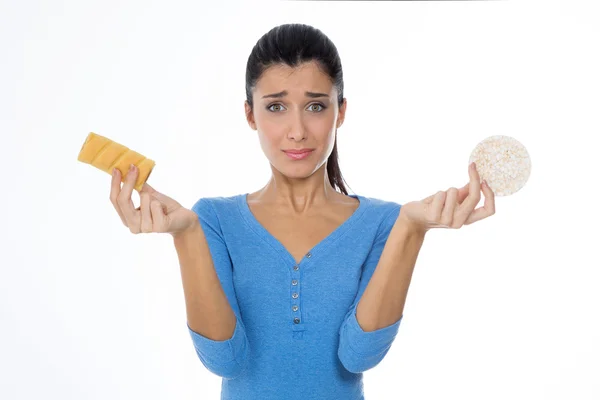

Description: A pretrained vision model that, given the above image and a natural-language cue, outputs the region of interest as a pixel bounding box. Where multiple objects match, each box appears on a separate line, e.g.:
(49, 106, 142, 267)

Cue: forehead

(255, 61, 333, 94)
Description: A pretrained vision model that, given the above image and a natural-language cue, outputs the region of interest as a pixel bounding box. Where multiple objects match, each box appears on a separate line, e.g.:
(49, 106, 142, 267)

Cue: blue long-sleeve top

(187, 193, 403, 400)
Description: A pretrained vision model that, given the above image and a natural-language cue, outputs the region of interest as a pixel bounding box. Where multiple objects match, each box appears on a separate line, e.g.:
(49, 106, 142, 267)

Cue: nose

(287, 111, 307, 141)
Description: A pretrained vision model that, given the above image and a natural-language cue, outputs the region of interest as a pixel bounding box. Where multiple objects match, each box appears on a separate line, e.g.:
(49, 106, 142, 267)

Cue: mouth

(283, 149, 314, 160)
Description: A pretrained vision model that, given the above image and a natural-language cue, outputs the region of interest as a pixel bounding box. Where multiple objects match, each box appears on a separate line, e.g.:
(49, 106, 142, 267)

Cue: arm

(338, 205, 426, 373)
(355, 208, 426, 332)
(174, 198, 249, 379)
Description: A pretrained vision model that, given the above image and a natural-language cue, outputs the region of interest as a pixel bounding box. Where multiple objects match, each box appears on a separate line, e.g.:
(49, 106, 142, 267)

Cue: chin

(271, 160, 319, 179)
(276, 166, 314, 179)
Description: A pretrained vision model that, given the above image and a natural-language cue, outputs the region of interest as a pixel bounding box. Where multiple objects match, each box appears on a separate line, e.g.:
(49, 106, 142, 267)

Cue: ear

(244, 101, 257, 130)
(336, 98, 347, 129)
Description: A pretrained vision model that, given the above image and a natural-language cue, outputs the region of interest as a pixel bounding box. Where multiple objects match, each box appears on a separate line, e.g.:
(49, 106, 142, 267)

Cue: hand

(398, 162, 496, 234)
(110, 164, 198, 236)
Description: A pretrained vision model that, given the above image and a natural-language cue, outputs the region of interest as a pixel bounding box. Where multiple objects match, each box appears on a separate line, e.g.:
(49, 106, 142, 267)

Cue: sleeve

(186, 197, 250, 379)
(338, 203, 403, 374)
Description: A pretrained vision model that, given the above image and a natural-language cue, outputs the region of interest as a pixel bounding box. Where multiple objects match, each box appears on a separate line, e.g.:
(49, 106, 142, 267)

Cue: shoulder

(190, 194, 244, 226)
(191, 194, 240, 212)
(358, 195, 403, 237)
(361, 195, 402, 220)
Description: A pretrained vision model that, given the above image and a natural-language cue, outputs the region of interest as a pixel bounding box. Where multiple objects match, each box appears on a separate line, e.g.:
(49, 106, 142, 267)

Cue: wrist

(171, 214, 201, 240)
(396, 207, 428, 237)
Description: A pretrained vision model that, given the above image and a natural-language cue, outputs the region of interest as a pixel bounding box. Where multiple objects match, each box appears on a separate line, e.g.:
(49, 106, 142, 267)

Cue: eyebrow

(261, 90, 329, 99)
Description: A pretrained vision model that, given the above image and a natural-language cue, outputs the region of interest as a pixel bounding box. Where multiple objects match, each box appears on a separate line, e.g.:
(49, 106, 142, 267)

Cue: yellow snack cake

(77, 132, 155, 192)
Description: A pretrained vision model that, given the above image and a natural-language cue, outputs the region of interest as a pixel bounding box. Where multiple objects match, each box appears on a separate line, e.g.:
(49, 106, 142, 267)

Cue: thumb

(140, 182, 157, 194)
(142, 183, 167, 200)
(144, 184, 180, 207)
(141, 182, 164, 200)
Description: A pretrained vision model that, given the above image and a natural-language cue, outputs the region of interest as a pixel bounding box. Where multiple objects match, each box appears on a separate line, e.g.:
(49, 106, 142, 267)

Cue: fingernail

(471, 162, 476, 170)
(482, 179, 487, 187)
(129, 164, 135, 173)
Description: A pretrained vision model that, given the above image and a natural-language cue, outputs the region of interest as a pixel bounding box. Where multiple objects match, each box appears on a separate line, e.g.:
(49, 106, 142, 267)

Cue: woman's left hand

(398, 162, 496, 234)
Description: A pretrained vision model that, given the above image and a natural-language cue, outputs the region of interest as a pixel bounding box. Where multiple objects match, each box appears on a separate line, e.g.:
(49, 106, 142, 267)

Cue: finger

(452, 182, 472, 226)
(440, 187, 458, 227)
(118, 164, 140, 229)
(140, 192, 153, 233)
(110, 168, 128, 226)
(150, 200, 166, 232)
(458, 162, 482, 216)
(457, 182, 470, 205)
(465, 180, 496, 225)
(424, 181, 469, 205)
(429, 191, 446, 222)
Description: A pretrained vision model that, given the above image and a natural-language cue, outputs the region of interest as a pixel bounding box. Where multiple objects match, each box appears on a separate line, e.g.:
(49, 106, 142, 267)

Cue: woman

(110, 23, 495, 400)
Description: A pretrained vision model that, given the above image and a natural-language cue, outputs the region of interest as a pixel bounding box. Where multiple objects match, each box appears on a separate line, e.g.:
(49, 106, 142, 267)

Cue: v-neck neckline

(237, 192, 370, 266)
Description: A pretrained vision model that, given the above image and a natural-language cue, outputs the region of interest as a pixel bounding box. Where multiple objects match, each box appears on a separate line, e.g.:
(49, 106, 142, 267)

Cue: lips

(283, 149, 314, 160)
(283, 149, 313, 154)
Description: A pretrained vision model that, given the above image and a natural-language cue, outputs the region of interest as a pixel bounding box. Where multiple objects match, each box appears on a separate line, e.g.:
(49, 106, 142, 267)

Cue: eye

(267, 104, 286, 112)
(308, 103, 326, 112)
(266, 103, 327, 112)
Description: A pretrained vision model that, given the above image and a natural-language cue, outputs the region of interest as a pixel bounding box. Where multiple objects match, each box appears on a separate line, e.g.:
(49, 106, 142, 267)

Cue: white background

(1, 0, 599, 399)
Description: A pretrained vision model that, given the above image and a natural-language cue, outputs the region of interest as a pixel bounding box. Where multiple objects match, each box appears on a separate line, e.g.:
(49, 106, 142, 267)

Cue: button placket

(291, 261, 302, 325)
(291, 273, 299, 321)
(291, 253, 311, 328)
(291, 286, 300, 324)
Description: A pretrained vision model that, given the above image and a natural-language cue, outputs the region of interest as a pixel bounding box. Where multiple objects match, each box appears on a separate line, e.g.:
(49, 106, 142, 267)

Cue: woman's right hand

(110, 164, 198, 236)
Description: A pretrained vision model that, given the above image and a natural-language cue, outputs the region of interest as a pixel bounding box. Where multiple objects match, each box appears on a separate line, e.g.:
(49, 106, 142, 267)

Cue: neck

(252, 163, 340, 212)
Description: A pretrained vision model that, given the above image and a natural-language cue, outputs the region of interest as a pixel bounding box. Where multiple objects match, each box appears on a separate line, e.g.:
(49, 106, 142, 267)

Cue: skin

(400, 161, 496, 234)
(240, 61, 363, 264)
(110, 165, 196, 237)
(243, 60, 352, 214)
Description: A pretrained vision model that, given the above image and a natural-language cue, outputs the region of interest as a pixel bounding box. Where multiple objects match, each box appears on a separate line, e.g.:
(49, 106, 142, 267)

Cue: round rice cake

(469, 135, 531, 196)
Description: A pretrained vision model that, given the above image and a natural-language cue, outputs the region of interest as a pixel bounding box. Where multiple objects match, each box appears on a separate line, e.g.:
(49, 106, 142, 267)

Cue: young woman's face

(245, 61, 346, 180)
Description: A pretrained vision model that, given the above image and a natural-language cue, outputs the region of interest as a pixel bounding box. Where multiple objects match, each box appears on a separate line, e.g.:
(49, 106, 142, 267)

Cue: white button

(294, 317, 300, 324)
(293, 265, 299, 271)
(292, 292, 298, 299)
(306, 252, 312, 258)
(292, 279, 298, 286)
(292, 305, 298, 312)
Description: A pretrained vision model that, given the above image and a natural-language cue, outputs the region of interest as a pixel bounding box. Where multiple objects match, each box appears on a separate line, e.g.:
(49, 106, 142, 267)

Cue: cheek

(307, 117, 336, 141)
(258, 123, 283, 147)
(308, 116, 338, 146)
(255, 111, 282, 136)
(257, 125, 285, 156)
